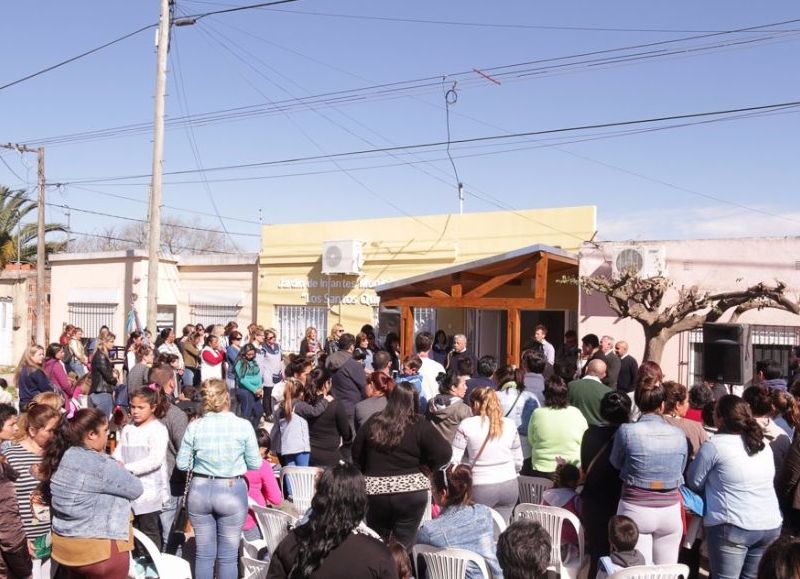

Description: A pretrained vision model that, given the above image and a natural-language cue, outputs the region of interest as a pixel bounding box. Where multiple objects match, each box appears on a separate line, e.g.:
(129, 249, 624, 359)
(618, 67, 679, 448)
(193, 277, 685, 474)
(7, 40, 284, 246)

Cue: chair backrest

(488, 507, 507, 540)
(252, 504, 297, 554)
(419, 489, 433, 527)
(242, 555, 270, 579)
(413, 544, 491, 579)
(517, 475, 553, 504)
(608, 564, 691, 579)
(512, 503, 585, 572)
(132, 527, 192, 579)
(280, 466, 323, 514)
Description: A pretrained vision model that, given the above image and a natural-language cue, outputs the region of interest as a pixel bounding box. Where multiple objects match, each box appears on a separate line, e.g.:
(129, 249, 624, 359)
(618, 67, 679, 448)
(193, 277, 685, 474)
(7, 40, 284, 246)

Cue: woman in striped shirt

(2, 403, 61, 579)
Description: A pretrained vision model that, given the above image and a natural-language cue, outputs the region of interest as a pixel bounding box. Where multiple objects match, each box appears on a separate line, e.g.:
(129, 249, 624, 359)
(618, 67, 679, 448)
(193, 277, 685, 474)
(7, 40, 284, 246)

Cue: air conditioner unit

(611, 245, 667, 278)
(322, 240, 364, 275)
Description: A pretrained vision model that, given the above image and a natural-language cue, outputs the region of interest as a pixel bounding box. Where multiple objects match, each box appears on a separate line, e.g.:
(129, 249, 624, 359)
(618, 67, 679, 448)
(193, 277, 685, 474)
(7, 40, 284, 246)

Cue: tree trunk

(643, 331, 668, 364)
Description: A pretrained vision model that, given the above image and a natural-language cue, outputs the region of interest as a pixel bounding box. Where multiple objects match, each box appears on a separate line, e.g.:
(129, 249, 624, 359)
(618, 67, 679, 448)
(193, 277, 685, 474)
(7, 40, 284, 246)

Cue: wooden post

(507, 307, 521, 367)
(401, 305, 415, 361)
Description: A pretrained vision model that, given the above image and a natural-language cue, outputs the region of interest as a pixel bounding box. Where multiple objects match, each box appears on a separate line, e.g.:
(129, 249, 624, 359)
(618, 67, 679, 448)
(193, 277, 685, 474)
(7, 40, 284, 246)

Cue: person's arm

(94, 352, 118, 385)
(779, 436, 800, 501)
(243, 424, 262, 470)
(335, 401, 354, 444)
(102, 455, 145, 500)
(32, 370, 53, 394)
(176, 424, 195, 471)
(292, 397, 329, 418)
(202, 349, 224, 365)
(123, 425, 169, 476)
(608, 427, 626, 470)
(686, 441, 717, 494)
(511, 425, 524, 472)
(260, 462, 283, 506)
(351, 421, 368, 471)
(167, 406, 188, 456)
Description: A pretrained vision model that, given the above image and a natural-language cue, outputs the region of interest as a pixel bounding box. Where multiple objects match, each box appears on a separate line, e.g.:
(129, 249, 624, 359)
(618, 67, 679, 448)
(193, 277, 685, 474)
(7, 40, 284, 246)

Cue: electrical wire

(182, 0, 301, 21)
(67, 229, 243, 255)
(0, 152, 26, 183)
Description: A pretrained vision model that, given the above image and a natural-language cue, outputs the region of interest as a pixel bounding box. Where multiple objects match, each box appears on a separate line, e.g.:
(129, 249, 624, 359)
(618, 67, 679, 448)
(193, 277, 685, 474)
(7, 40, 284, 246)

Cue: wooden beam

(534, 253, 549, 302)
(507, 308, 521, 367)
(425, 289, 450, 298)
(382, 296, 546, 309)
(451, 283, 463, 298)
(400, 305, 414, 361)
(465, 268, 530, 299)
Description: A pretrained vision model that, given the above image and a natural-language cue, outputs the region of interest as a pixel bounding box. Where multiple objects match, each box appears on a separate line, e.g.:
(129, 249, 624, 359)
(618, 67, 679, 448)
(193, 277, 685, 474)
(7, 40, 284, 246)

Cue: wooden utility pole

(146, 0, 172, 333)
(36, 147, 45, 344)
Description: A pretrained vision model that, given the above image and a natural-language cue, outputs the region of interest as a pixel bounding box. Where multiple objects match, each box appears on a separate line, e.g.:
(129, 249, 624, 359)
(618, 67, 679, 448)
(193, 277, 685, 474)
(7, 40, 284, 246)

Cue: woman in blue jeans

(176, 379, 261, 579)
(687, 395, 782, 579)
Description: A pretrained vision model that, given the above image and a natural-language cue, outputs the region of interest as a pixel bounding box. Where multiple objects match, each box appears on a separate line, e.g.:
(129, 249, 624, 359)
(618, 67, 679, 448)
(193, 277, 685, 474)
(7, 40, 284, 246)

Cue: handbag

(166, 450, 194, 553)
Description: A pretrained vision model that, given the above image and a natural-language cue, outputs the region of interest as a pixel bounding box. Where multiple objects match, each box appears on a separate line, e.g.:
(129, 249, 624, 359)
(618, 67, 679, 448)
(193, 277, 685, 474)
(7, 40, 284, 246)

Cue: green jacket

(235, 359, 262, 393)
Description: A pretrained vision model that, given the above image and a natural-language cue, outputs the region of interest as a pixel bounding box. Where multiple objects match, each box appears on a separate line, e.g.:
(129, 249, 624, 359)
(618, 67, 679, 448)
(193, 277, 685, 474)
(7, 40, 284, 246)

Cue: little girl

(243, 429, 282, 550)
(542, 462, 582, 560)
(113, 386, 169, 548)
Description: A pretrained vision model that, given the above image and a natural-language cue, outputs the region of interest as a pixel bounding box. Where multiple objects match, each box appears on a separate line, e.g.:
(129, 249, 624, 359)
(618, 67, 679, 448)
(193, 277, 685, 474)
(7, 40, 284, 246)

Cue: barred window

(190, 304, 241, 328)
(275, 305, 328, 353)
(68, 302, 117, 337)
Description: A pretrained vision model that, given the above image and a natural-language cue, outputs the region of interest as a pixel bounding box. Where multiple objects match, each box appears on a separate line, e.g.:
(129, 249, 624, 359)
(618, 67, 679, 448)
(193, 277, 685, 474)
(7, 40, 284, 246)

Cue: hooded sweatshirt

(327, 350, 367, 418)
(764, 378, 788, 392)
(597, 549, 646, 579)
(426, 394, 472, 444)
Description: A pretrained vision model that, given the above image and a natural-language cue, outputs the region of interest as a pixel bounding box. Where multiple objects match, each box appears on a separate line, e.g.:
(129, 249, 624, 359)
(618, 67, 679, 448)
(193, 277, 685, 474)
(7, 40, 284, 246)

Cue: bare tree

(581, 273, 800, 364)
(70, 217, 237, 255)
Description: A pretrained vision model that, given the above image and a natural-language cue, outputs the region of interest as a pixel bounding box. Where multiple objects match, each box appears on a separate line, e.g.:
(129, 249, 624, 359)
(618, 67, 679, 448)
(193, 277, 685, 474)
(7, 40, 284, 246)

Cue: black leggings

(366, 490, 428, 548)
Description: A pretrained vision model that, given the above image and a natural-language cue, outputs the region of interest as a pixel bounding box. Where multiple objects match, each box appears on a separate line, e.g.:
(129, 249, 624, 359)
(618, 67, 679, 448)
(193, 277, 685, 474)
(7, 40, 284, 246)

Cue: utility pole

(36, 147, 45, 344)
(146, 0, 172, 333)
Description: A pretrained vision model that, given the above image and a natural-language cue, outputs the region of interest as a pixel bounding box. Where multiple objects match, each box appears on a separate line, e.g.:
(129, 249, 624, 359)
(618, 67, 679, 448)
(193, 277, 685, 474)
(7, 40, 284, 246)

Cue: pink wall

(578, 237, 800, 383)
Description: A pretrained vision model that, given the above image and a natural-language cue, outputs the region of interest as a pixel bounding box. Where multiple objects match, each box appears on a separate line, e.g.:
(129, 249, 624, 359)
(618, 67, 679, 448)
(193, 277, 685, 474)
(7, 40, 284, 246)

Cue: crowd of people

(2, 320, 800, 579)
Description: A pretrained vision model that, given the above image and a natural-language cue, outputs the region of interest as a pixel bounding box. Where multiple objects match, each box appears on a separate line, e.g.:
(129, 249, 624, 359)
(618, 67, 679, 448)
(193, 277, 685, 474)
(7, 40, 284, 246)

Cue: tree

(580, 272, 800, 364)
(70, 216, 238, 256)
(0, 187, 66, 267)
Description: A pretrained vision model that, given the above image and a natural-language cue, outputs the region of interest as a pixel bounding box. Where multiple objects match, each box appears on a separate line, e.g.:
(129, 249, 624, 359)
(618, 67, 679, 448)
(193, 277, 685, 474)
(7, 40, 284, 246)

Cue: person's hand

(555, 456, 567, 466)
(325, 394, 334, 402)
(27, 540, 35, 557)
(255, 388, 263, 398)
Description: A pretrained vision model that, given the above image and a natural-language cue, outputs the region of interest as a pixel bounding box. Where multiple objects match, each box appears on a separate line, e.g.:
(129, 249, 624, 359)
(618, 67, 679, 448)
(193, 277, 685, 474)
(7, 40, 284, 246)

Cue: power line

(0, 152, 26, 182)
(0, 23, 156, 92)
(54, 99, 800, 184)
(68, 229, 242, 255)
(181, 0, 301, 21)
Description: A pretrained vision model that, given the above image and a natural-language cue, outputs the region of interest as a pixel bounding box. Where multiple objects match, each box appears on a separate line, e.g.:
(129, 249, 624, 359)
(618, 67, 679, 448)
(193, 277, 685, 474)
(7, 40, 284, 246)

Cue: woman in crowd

(581, 391, 632, 578)
(771, 388, 800, 439)
(235, 343, 264, 428)
(225, 330, 243, 392)
(3, 403, 61, 577)
(268, 463, 398, 579)
(0, 403, 31, 578)
(127, 344, 154, 396)
(306, 367, 352, 467)
(418, 463, 502, 579)
(46, 408, 143, 578)
(687, 384, 713, 424)
(324, 323, 344, 355)
(222, 321, 238, 349)
(200, 334, 225, 382)
(299, 326, 322, 362)
(354, 332, 374, 372)
(744, 385, 791, 477)
(352, 382, 451, 547)
(273, 378, 329, 470)
(383, 333, 401, 376)
(527, 376, 588, 479)
(182, 330, 203, 387)
(355, 371, 395, 432)
(426, 372, 472, 444)
(431, 330, 450, 366)
(68, 327, 88, 377)
(176, 379, 261, 579)
(688, 395, 782, 579)
(156, 327, 184, 381)
(15, 344, 52, 408)
(757, 536, 800, 579)
(495, 364, 540, 474)
(88, 326, 109, 357)
(662, 380, 710, 460)
(453, 387, 523, 522)
(124, 331, 143, 376)
(43, 343, 77, 415)
(610, 375, 688, 565)
(243, 428, 282, 542)
(90, 331, 119, 418)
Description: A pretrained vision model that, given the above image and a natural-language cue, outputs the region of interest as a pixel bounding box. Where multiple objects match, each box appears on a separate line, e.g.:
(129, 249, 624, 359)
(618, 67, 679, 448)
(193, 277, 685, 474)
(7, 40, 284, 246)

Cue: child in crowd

(0, 403, 31, 578)
(543, 462, 582, 559)
(243, 429, 282, 558)
(113, 386, 170, 548)
(387, 540, 413, 579)
(0, 378, 11, 405)
(399, 355, 426, 412)
(597, 515, 646, 578)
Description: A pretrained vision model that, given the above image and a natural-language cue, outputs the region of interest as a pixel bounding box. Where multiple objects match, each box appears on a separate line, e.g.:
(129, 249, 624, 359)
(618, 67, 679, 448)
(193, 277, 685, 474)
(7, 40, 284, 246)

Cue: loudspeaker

(702, 323, 752, 385)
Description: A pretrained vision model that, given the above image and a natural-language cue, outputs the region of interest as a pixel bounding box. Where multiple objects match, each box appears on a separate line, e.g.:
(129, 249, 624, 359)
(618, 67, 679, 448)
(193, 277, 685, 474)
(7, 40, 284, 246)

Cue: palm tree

(0, 186, 66, 268)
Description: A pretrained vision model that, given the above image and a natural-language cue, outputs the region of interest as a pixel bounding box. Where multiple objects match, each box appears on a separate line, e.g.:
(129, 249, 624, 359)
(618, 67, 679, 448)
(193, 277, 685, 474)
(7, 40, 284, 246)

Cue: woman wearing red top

(200, 335, 225, 382)
(686, 384, 713, 424)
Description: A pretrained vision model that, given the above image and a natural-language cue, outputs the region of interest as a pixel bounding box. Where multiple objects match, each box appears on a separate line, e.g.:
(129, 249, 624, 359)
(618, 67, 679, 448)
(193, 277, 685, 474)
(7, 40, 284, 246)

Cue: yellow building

(259, 206, 595, 355)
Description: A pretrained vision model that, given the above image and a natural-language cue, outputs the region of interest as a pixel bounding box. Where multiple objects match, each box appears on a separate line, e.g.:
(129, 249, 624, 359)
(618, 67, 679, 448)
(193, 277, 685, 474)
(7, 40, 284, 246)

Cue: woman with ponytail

(47, 408, 143, 579)
(453, 386, 523, 522)
(267, 463, 396, 579)
(688, 395, 782, 579)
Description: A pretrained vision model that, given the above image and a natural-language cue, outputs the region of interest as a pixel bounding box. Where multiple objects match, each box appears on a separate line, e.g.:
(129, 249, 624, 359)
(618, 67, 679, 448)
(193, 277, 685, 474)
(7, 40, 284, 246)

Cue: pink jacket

(43, 359, 73, 396)
(243, 460, 282, 531)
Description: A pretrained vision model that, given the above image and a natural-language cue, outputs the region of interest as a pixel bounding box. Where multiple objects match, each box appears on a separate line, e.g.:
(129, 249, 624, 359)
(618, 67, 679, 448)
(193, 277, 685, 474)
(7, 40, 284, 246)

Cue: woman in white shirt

(452, 386, 523, 522)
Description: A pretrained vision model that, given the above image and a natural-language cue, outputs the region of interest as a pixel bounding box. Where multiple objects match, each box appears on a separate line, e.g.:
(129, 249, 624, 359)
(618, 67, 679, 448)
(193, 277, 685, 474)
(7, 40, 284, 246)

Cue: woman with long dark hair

(234, 343, 264, 428)
(688, 395, 782, 579)
(352, 382, 451, 547)
(306, 367, 352, 467)
(268, 463, 397, 578)
(426, 372, 472, 443)
(43, 343, 76, 415)
(90, 332, 119, 418)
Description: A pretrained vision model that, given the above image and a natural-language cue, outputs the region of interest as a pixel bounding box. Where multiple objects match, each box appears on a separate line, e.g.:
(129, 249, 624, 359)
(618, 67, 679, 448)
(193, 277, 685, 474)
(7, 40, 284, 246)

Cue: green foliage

(0, 186, 66, 267)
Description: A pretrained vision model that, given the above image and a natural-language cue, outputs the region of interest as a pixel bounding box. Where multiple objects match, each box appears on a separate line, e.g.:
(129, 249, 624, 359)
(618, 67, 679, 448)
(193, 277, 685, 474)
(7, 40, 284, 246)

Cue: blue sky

(1, 1, 798, 253)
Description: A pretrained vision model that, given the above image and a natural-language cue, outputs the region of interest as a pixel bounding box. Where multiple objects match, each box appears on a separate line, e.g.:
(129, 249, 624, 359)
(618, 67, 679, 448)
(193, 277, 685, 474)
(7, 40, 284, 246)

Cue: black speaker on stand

(702, 323, 752, 386)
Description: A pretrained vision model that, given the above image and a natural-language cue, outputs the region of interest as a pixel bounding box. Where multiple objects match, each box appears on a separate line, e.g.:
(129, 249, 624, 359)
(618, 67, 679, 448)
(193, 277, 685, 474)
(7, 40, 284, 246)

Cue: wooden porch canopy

(375, 244, 578, 367)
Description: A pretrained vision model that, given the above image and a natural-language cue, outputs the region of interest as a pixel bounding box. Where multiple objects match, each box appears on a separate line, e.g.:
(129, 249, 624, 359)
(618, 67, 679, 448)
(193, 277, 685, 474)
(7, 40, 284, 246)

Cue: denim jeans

(89, 392, 113, 419)
(159, 494, 180, 552)
(706, 524, 781, 579)
(188, 477, 248, 579)
(183, 367, 195, 387)
(236, 388, 263, 429)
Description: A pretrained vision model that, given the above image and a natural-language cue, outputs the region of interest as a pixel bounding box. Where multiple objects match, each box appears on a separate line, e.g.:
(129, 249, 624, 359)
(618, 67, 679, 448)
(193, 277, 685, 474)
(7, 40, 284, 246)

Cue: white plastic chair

(419, 489, 433, 527)
(130, 527, 192, 579)
(280, 466, 322, 514)
(608, 563, 690, 579)
(412, 544, 491, 579)
(488, 507, 507, 539)
(252, 504, 297, 555)
(512, 503, 585, 579)
(517, 475, 553, 505)
(242, 555, 270, 579)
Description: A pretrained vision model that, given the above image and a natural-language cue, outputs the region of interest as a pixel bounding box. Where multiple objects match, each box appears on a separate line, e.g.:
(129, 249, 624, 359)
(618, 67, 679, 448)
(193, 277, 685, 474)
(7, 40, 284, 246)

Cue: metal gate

(275, 305, 328, 353)
(68, 302, 117, 337)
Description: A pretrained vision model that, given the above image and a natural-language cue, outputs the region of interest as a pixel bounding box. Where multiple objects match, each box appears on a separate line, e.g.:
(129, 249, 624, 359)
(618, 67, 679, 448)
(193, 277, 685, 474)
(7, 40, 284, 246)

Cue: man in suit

(600, 335, 621, 390)
(446, 334, 478, 378)
(615, 340, 639, 393)
(580, 333, 603, 378)
(568, 359, 611, 426)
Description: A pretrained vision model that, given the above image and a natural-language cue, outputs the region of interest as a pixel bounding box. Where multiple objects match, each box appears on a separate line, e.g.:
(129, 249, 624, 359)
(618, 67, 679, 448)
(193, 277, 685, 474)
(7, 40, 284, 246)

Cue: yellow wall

(258, 206, 595, 337)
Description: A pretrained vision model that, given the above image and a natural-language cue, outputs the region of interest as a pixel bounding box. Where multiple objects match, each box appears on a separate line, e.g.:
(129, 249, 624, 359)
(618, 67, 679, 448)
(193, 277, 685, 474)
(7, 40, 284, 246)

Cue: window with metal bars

(275, 305, 328, 353)
(189, 304, 241, 329)
(68, 302, 117, 337)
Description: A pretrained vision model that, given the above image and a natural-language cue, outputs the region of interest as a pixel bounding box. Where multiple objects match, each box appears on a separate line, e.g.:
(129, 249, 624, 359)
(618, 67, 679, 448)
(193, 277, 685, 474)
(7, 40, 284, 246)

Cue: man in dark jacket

(445, 334, 479, 378)
(614, 340, 639, 393)
(327, 333, 367, 425)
